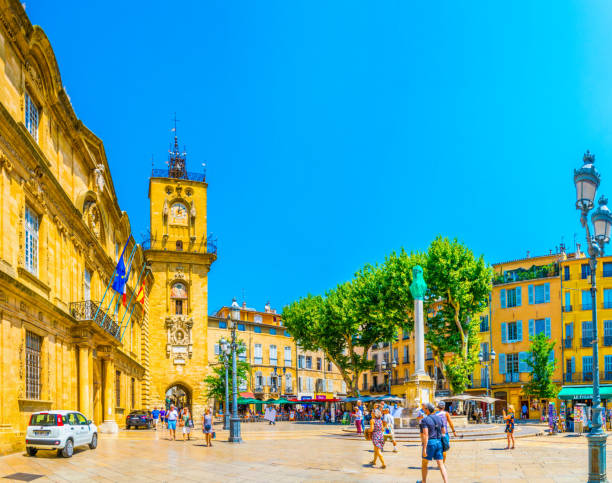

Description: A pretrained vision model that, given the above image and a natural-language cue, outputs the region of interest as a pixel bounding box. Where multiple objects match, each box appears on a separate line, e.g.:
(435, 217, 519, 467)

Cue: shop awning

(558, 385, 612, 400)
(240, 392, 255, 399)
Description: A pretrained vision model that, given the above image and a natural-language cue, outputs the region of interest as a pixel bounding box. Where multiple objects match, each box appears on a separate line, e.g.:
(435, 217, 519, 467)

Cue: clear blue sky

(26, 1, 612, 313)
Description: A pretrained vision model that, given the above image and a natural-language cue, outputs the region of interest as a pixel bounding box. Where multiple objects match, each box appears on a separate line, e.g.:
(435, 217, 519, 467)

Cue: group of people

(149, 405, 215, 446)
(353, 399, 516, 483)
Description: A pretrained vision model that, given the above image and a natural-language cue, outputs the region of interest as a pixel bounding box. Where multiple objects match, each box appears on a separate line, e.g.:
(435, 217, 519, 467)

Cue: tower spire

(168, 113, 187, 178)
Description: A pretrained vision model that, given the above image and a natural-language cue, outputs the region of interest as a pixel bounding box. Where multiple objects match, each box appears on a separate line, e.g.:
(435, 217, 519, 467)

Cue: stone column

(410, 266, 428, 378)
(100, 357, 118, 433)
(78, 345, 91, 417)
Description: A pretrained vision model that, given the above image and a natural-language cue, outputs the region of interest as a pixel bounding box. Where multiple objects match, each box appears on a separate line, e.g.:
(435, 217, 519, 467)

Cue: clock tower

(144, 132, 216, 415)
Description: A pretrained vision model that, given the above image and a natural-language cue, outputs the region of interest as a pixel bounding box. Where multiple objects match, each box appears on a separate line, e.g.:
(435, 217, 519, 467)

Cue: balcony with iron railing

(604, 336, 612, 347)
(151, 168, 206, 182)
(583, 371, 594, 382)
(142, 237, 217, 255)
(582, 337, 594, 348)
(70, 300, 121, 340)
(562, 305, 573, 312)
(504, 373, 520, 383)
(492, 263, 559, 286)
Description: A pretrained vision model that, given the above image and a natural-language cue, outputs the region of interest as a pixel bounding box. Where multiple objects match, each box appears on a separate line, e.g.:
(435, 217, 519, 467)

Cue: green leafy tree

(283, 263, 408, 396)
(203, 339, 250, 404)
(424, 236, 492, 393)
(523, 333, 558, 399)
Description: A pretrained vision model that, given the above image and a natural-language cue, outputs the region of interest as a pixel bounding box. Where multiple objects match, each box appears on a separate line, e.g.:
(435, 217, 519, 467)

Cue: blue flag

(112, 240, 129, 293)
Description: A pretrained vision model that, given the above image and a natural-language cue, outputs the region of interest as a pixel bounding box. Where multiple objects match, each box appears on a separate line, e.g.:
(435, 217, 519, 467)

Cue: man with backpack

(419, 402, 449, 483)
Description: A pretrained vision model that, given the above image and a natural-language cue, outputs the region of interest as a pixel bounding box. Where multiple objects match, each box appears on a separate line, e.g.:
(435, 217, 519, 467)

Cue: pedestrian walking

(503, 405, 515, 449)
(203, 408, 214, 447)
(182, 407, 192, 441)
(369, 408, 386, 469)
(355, 401, 364, 435)
(159, 408, 166, 432)
(381, 407, 397, 452)
(167, 405, 178, 441)
(151, 407, 160, 430)
(435, 400, 457, 463)
(419, 402, 449, 483)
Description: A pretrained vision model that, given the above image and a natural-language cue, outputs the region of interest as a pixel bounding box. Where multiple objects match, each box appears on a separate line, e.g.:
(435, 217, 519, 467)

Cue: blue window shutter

(517, 320, 523, 342)
(528, 284, 534, 304)
(501, 322, 507, 343)
(516, 287, 522, 306)
(499, 353, 506, 374)
(545, 283, 550, 303)
(545, 317, 551, 338)
(548, 349, 554, 364)
(528, 319, 535, 338)
(500, 289, 506, 309)
(519, 352, 530, 373)
(571, 356, 575, 373)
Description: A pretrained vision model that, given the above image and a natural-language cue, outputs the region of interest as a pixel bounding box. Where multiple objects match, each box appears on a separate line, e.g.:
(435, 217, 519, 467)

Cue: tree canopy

(523, 333, 558, 400)
(203, 339, 250, 404)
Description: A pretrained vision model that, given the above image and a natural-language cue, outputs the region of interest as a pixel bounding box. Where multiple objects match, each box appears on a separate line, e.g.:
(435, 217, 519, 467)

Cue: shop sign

(436, 390, 451, 397)
(573, 395, 592, 400)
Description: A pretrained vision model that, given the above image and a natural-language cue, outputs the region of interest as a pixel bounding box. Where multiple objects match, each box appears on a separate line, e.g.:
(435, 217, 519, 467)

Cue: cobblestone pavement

(0, 422, 593, 482)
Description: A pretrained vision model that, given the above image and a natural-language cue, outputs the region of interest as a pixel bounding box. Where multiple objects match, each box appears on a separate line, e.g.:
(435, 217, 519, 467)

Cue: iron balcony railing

(505, 373, 520, 383)
(582, 303, 593, 311)
(142, 237, 217, 255)
(582, 337, 594, 348)
(583, 372, 594, 382)
(70, 300, 121, 340)
(604, 336, 612, 347)
(565, 373, 575, 382)
(604, 372, 612, 381)
(562, 305, 573, 312)
(151, 168, 206, 182)
(564, 338, 573, 349)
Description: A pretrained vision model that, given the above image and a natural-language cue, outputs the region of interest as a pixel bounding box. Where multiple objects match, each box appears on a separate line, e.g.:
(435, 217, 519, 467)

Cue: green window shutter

(516, 287, 522, 306)
(499, 353, 506, 374)
(501, 322, 507, 343)
(500, 289, 506, 309)
(545, 317, 551, 338)
(528, 319, 535, 338)
(545, 283, 550, 303)
(519, 352, 530, 373)
(517, 320, 523, 342)
(528, 284, 534, 304)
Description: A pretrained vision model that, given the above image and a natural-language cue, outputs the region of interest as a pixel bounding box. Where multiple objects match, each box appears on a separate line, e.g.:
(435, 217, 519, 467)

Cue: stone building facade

(0, 0, 151, 454)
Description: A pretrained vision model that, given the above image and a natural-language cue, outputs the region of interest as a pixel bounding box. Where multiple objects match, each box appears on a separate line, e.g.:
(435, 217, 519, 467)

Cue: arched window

(176, 240, 183, 251)
(170, 282, 188, 315)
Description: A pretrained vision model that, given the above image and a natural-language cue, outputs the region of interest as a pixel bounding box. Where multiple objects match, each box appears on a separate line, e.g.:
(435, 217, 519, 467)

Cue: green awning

(558, 385, 612, 400)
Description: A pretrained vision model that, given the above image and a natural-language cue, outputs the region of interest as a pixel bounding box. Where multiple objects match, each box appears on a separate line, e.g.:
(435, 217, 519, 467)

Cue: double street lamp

(226, 298, 243, 443)
(574, 150, 612, 482)
(381, 358, 398, 395)
(478, 349, 496, 423)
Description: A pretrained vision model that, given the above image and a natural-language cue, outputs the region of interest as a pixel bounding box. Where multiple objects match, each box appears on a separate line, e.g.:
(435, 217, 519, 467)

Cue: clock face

(170, 203, 188, 226)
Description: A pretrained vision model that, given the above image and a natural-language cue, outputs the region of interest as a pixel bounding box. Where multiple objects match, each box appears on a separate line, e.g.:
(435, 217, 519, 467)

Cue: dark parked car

(125, 411, 153, 430)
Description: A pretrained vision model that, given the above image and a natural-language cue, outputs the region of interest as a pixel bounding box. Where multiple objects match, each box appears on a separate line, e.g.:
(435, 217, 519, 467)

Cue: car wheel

(61, 439, 74, 458)
(26, 447, 37, 457)
(89, 433, 98, 450)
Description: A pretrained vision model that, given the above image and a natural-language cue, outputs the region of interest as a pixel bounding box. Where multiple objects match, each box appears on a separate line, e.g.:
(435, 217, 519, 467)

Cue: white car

(25, 410, 98, 458)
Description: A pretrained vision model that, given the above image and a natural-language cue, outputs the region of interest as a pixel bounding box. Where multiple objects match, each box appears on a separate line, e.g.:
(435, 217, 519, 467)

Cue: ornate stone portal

(165, 315, 194, 365)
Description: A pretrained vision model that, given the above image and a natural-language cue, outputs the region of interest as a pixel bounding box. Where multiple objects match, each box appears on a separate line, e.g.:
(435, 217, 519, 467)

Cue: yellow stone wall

(145, 175, 216, 419)
(0, 1, 148, 455)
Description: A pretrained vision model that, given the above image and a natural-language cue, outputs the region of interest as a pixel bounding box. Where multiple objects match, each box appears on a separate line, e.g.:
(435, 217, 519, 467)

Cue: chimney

(526, 250, 530, 258)
(576, 243, 582, 257)
(242, 301, 247, 309)
(265, 301, 271, 313)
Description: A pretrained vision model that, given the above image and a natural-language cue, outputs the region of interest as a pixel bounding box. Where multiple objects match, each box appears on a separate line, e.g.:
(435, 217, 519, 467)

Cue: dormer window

(25, 92, 39, 142)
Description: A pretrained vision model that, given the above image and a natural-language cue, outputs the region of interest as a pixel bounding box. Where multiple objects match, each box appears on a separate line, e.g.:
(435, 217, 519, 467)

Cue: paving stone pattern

(0, 423, 595, 482)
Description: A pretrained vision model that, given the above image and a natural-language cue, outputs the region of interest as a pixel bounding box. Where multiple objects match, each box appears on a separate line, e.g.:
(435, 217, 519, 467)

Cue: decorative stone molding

(26, 166, 47, 212)
(0, 153, 12, 173)
(165, 315, 193, 363)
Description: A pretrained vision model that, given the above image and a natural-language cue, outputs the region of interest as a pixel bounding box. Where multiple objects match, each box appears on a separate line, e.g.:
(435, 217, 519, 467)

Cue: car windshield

(30, 414, 57, 426)
(130, 412, 146, 416)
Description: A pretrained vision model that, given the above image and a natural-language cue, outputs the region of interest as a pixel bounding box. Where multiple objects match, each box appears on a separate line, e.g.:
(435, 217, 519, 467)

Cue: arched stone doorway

(165, 383, 192, 411)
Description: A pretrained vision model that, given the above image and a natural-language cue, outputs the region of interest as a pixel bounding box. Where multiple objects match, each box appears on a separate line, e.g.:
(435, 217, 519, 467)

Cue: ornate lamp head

(574, 150, 600, 212)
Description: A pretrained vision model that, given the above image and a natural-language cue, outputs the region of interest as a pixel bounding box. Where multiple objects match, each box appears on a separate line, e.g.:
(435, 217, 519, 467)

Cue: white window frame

(25, 205, 39, 275)
(25, 92, 39, 141)
(269, 345, 277, 365)
(254, 344, 263, 364)
(284, 346, 292, 366)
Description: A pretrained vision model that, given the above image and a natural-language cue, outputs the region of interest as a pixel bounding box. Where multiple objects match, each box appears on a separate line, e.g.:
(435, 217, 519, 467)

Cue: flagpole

(94, 238, 130, 321)
(119, 261, 147, 326)
(120, 292, 145, 343)
(101, 242, 137, 328)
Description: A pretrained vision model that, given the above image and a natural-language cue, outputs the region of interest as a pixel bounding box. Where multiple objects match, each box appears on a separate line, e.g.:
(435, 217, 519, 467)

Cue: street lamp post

(478, 349, 496, 423)
(381, 358, 398, 395)
(574, 150, 612, 482)
(228, 298, 243, 443)
(220, 338, 231, 430)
